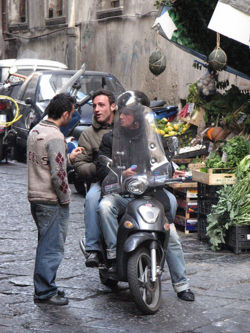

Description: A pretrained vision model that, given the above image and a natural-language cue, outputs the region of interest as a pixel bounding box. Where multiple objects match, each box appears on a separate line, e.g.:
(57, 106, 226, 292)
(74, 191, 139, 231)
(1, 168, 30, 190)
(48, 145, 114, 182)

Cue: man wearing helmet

(96, 91, 195, 302)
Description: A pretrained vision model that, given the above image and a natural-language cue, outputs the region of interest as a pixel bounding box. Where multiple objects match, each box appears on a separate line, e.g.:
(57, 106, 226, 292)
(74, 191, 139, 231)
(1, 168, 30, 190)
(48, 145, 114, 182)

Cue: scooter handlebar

(164, 177, 186, 184)
(76, 91, 94, 107)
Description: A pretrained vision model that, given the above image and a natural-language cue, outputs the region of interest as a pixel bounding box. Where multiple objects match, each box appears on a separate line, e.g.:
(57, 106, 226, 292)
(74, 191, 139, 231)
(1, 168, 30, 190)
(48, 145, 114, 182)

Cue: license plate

(0, 114, 7, 129)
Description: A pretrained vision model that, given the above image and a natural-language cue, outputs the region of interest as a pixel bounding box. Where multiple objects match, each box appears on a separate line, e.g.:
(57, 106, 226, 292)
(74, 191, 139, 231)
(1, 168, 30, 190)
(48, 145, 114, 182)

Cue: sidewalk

(0, 161, 249, 333)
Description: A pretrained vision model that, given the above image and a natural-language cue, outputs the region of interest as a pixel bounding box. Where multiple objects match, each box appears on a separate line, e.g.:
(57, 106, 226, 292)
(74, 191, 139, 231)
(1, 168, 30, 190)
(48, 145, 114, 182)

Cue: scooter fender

(124, 232, 158, 253)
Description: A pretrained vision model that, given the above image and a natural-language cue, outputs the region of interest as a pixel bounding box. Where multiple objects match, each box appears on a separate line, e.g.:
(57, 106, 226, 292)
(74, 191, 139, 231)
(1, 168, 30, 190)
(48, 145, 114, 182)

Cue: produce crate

(198, 183, 222, 198)
(192, 168, 236, 185)
(175, 215, 198, 233)
(226, 225, 250, 254)
(197, 214, 208, 242)
(188, 162, 206, 170)
(198, 197, 219, 215)
(175, 143, 208, 159)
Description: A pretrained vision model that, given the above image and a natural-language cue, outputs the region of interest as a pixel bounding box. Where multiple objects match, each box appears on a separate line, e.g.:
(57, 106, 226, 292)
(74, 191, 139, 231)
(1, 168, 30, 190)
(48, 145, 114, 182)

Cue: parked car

(0, 58, 68, 83)
(5, 69, 125, 161)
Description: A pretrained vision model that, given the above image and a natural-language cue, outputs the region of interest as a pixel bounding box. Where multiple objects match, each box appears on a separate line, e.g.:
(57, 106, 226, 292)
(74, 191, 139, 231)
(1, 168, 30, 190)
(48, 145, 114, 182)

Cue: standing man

(73, 89, 116, 267)
(27, 93, 83, 306)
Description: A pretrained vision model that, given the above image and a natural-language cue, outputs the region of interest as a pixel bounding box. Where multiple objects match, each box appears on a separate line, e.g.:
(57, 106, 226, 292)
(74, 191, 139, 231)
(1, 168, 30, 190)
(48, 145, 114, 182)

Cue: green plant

(154, 1, 250, 76)
(206, 155, 250, 251)
(154, 1, 175, 9)
(202, 85, 248, 124)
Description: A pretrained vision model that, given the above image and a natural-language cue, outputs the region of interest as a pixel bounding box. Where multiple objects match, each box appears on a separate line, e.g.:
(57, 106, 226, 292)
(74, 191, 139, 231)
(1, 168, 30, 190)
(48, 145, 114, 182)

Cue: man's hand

(69, 147, 84, 162)
(122, 167, 137, 178)
(173, 169, 186, 178)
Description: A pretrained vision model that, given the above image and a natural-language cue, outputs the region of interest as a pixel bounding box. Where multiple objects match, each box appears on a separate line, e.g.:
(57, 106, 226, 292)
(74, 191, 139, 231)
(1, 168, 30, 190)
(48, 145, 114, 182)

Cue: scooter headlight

(138, 204, 160, 223)
(125, 177, 148, 195)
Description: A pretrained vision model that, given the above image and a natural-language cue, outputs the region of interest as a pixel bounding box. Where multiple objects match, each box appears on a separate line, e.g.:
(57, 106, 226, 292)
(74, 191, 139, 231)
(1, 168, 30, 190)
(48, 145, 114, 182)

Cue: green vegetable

(179, 164, 186, 170)
(204, 136, 250, 171)
(203, 86, 248, 125)
(206, 155, 250, 251)
(236, 155, 250, 180)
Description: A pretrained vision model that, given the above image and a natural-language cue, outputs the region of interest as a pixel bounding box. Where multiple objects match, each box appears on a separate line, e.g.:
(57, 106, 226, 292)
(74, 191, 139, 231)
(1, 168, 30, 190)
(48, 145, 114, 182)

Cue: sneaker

(177, 289, 195, 301)
(34, 292, 69, 306)
(85, 252, 99, 268)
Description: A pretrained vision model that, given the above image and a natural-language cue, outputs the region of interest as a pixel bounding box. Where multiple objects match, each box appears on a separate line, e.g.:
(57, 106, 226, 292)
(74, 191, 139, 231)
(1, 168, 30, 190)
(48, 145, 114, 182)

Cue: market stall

(155, 72, 249, 253)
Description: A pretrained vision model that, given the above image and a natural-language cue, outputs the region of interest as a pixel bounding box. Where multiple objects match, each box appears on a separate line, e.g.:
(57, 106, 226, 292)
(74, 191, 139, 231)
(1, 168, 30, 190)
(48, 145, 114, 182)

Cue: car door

(12, 73, 40, 149)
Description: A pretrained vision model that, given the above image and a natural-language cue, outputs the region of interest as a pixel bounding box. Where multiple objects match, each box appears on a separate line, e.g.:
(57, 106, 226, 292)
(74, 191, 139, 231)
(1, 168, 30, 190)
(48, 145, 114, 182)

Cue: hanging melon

(208, 33, 227, 71)
(149, 49, 166, 76)
(208, 47, 227, 71)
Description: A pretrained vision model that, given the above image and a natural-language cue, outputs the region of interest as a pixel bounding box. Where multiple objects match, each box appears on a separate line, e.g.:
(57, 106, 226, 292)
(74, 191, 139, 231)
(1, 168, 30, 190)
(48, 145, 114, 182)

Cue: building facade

(0, 0, 248, 104)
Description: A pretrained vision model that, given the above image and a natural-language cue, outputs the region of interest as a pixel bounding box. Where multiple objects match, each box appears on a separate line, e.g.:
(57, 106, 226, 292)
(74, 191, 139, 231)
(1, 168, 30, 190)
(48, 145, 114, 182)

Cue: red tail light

(0, 102, 7, 110)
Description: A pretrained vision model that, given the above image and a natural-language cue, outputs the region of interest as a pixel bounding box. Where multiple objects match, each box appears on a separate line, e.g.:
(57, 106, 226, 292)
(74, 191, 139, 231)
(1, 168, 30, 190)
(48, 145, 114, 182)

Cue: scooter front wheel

(127, 247, 161, 314)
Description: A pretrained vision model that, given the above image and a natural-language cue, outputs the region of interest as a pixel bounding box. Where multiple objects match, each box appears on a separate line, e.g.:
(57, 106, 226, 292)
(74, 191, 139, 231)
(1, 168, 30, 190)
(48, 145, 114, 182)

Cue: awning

(208, 0, 250, 47)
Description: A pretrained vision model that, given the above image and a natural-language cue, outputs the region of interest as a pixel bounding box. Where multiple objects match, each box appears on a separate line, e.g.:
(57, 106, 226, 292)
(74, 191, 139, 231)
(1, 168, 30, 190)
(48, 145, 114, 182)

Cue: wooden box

(192, 169, 236, 185)
(188, 162, 206, 170)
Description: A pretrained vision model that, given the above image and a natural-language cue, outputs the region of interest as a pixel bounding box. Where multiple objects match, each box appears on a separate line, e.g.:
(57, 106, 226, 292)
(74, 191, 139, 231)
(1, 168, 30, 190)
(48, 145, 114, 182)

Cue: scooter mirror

(99, 154, 113, 167)
(25, 97, 33, 105)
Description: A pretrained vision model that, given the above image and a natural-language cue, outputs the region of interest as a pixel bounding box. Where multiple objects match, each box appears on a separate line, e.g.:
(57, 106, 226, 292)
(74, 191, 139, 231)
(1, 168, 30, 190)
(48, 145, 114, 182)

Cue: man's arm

(72, 129, 97, 179)
(96, 132, 113, 183)
(47, 138, 71, 205)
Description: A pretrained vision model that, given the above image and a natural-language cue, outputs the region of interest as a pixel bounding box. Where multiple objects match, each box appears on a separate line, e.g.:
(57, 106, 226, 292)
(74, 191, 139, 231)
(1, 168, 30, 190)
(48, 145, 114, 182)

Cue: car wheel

(12, 145, 26, 162)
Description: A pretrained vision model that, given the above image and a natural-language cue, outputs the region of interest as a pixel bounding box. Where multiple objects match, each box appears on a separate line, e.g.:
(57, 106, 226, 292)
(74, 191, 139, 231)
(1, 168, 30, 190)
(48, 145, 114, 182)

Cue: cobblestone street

(0, 161, 250, 333)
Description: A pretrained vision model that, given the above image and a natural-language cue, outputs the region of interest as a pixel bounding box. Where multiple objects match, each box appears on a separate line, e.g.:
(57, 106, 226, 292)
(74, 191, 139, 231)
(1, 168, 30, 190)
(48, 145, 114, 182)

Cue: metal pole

(67, 0, 77, 69)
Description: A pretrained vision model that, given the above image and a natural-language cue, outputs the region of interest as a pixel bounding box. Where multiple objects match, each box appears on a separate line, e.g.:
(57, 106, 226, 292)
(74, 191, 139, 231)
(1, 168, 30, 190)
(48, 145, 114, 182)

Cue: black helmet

(117, 90, 150, 110)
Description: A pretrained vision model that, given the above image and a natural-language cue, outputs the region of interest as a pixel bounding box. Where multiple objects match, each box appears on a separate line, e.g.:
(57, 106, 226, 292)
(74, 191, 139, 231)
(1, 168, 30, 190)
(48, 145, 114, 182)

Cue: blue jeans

(84, 182, 101, 252)
(98, 189, 189, 292)
(164, 189, 189, 293)
(31, 203, 69, 299)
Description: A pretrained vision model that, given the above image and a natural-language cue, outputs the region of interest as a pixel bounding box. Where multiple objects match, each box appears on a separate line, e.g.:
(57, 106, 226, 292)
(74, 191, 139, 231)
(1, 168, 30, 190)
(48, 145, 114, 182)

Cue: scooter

(80, 100, 181, 314)
(95, 155, 182, 314)
(0, 95, 21, 162)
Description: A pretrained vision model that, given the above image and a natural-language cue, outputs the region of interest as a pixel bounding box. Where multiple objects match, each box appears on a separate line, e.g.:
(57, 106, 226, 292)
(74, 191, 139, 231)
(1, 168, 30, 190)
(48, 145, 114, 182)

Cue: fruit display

(154, 118, 197, 147)
(154, 118, 191, 137)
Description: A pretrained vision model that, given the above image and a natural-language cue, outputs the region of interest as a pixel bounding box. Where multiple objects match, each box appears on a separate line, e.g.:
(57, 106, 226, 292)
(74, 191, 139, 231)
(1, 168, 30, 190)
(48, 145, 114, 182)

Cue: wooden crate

(188, 162, 205, 170)
(192, 169, 236, 185)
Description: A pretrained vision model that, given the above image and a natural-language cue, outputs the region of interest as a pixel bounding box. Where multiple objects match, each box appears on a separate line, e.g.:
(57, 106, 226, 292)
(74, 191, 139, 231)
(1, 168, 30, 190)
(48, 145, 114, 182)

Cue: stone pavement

(0, 161, 250, 333)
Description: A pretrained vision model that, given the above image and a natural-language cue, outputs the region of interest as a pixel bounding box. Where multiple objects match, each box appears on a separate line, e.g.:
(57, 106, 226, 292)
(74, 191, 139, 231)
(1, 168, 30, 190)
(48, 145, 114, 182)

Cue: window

(47, 0, 63, 18)
(7, 0, 27, 27)
(45, 0, 66, 25)
(96, 0, 124, 20)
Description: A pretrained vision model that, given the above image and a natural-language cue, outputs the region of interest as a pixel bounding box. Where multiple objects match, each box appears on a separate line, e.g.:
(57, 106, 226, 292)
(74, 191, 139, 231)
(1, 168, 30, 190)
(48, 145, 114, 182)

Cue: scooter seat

(150, 100, 166, 108)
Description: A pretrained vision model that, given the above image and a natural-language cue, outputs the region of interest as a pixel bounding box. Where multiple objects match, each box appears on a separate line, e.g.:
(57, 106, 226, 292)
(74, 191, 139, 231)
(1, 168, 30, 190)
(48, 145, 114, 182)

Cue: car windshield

(38, 73, 125, 102)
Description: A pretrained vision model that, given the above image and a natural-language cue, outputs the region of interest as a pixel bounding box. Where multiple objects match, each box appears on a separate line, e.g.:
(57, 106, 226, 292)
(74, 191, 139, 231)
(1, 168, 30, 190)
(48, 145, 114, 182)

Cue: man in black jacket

(96, 92, 195, 302)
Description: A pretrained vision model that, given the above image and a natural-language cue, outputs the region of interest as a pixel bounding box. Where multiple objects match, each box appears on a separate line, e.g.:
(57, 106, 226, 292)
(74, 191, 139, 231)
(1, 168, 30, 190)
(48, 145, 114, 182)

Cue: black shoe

(177, 289, 195, 301)
(85, 252, 99, 268)
(34, 292, 69, 306)
(107, 259, 117, 274)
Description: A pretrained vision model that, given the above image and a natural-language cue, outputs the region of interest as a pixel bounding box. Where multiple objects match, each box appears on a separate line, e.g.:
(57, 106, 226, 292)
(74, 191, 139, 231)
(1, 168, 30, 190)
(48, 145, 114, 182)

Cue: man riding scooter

(96, 91, 195, 302)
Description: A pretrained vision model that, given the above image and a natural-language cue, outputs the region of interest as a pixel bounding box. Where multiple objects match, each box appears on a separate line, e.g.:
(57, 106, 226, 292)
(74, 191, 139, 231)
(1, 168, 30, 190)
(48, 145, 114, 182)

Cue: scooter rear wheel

(127, 247, 161, 314)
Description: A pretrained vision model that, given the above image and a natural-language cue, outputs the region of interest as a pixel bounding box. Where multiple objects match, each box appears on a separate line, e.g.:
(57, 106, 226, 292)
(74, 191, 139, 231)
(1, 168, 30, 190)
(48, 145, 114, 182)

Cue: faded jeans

(31, 203, 69, 299)
(97, 188, 189, 293)
(84, 182, 101, 252)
